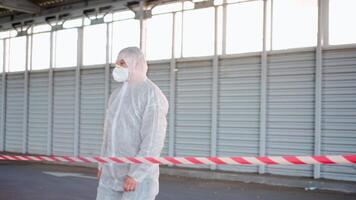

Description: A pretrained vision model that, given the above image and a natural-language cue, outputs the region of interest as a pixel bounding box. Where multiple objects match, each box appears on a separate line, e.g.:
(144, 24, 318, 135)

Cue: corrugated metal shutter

(28, 71, 48, 154)
(266, 51, 315, 177)
(53, 70, 75, 156)
(80, 68, 105, 156)
(147, 62, 170, 156)
(217, 55, 260, 173)
(0, 75, 3, 149)
(175, 59, 212, 169)
(321, 48, 356, 182)
(5, 73, 24, 152)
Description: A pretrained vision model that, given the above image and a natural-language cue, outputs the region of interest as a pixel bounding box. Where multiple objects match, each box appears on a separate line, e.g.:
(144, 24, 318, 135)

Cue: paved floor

(0, 161, 355, 200)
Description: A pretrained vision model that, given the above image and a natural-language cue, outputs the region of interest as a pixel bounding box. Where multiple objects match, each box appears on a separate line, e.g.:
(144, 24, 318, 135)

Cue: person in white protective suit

(96, 46, 169, 200)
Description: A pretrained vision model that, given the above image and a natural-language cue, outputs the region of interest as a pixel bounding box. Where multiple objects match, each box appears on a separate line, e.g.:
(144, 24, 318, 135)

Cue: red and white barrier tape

(1, 154, 356, 165)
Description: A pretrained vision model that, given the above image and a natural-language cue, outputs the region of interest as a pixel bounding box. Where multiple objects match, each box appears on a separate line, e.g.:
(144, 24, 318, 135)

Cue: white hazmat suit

(96, 47, 169, 200)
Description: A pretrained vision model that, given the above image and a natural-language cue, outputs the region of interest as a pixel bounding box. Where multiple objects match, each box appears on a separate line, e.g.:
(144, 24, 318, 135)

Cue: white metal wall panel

(80, 68, 105, 156)
(175, 59, 212, 166)
(321, 48, 356, 182)
(217, 56, 261, 173)
(28, 72, 48, 154)
(266, 51, 315, 177)
(5, 73, 24, 152)
(53, 70, 75, 156)
(1, 47, 354, 182)
(147, 62, 171, 156)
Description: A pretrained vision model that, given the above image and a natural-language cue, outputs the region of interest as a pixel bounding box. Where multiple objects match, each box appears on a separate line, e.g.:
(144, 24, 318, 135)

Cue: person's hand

(124, 176, 137, 192)
(97, 167, 102, 181)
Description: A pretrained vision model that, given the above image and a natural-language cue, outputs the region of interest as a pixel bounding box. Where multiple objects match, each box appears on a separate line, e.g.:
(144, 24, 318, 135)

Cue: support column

(104, 23, 111, 111)
(139, 0, 147, 56)
(1, 40, 6, 151)
(74, 26, 84, 157)
(47, 30, 55, 156)
(314, 0, 326, 179)
(258, 0, 268, 174)
(222, 0, 227, 55)
(169, 12, 177, 157)
(22, 34, 30, 154)
(322, 0, 329, 46)
(270, 0, 274, 50)
(210, 5, 219, 171)
(180, 1, 184, 58)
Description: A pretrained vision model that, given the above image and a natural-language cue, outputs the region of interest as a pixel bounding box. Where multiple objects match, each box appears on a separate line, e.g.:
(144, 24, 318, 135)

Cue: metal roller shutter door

(321, 48, 356, 182)
(28, 71, 48, 154)
(53, 70, 75, 156)
(80, 68, 105, 156)
(0, 75, 3, 150)
(266, 51, 315, 177)
(217, 56, 261, 173)
(5, 73, 24, 152)
(147, 62, 170, 156)
(175, 59, 212, 169)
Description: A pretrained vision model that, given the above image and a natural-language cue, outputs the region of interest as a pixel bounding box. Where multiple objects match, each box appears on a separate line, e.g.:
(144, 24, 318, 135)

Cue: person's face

(116, 59, 128, 68)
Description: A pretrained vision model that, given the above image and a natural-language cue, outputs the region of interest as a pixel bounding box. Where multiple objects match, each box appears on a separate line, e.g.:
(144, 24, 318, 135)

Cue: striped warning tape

(1, 154, 356, 165)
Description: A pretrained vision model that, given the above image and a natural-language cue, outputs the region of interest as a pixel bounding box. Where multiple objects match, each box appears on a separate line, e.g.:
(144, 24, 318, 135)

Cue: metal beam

(0, 40, 6, 151)
(180, 0, 184, 58)
(270, 0, 273, 50)
(313, 0, 326, 179)
(104, 23, 111, 111)
(22, 33, 30, 153)
(168, 12, 176, 157)
(210, 5, 219, 171)
(74, 24, 83, 157)
(322, 0, 329, 46)
(258, 0, 268, 174)
(0, 0, 181, 30)
(47, 29, 55, 156)
(139, 0, 147, 56)
(222, 0, 227, 55)
(0, 0, 40, 14)
(0, 0, 131, 29)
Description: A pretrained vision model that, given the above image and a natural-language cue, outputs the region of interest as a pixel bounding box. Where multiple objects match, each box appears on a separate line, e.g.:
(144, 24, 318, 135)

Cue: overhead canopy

(0, 0, 173, 27)
(0, 0, 41, 14)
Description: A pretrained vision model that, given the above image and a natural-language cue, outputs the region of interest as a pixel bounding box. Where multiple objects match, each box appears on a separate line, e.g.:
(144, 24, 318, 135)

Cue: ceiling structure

(0, 0, 170, 28)
(0, 0, 88, 18)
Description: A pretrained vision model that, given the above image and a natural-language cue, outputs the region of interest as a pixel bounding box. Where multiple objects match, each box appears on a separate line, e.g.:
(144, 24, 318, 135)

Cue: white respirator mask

(112, 64, 129, 82)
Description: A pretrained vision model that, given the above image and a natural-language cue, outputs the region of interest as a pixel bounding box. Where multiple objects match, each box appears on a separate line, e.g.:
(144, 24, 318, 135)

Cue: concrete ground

(0, 161, 355, 200)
